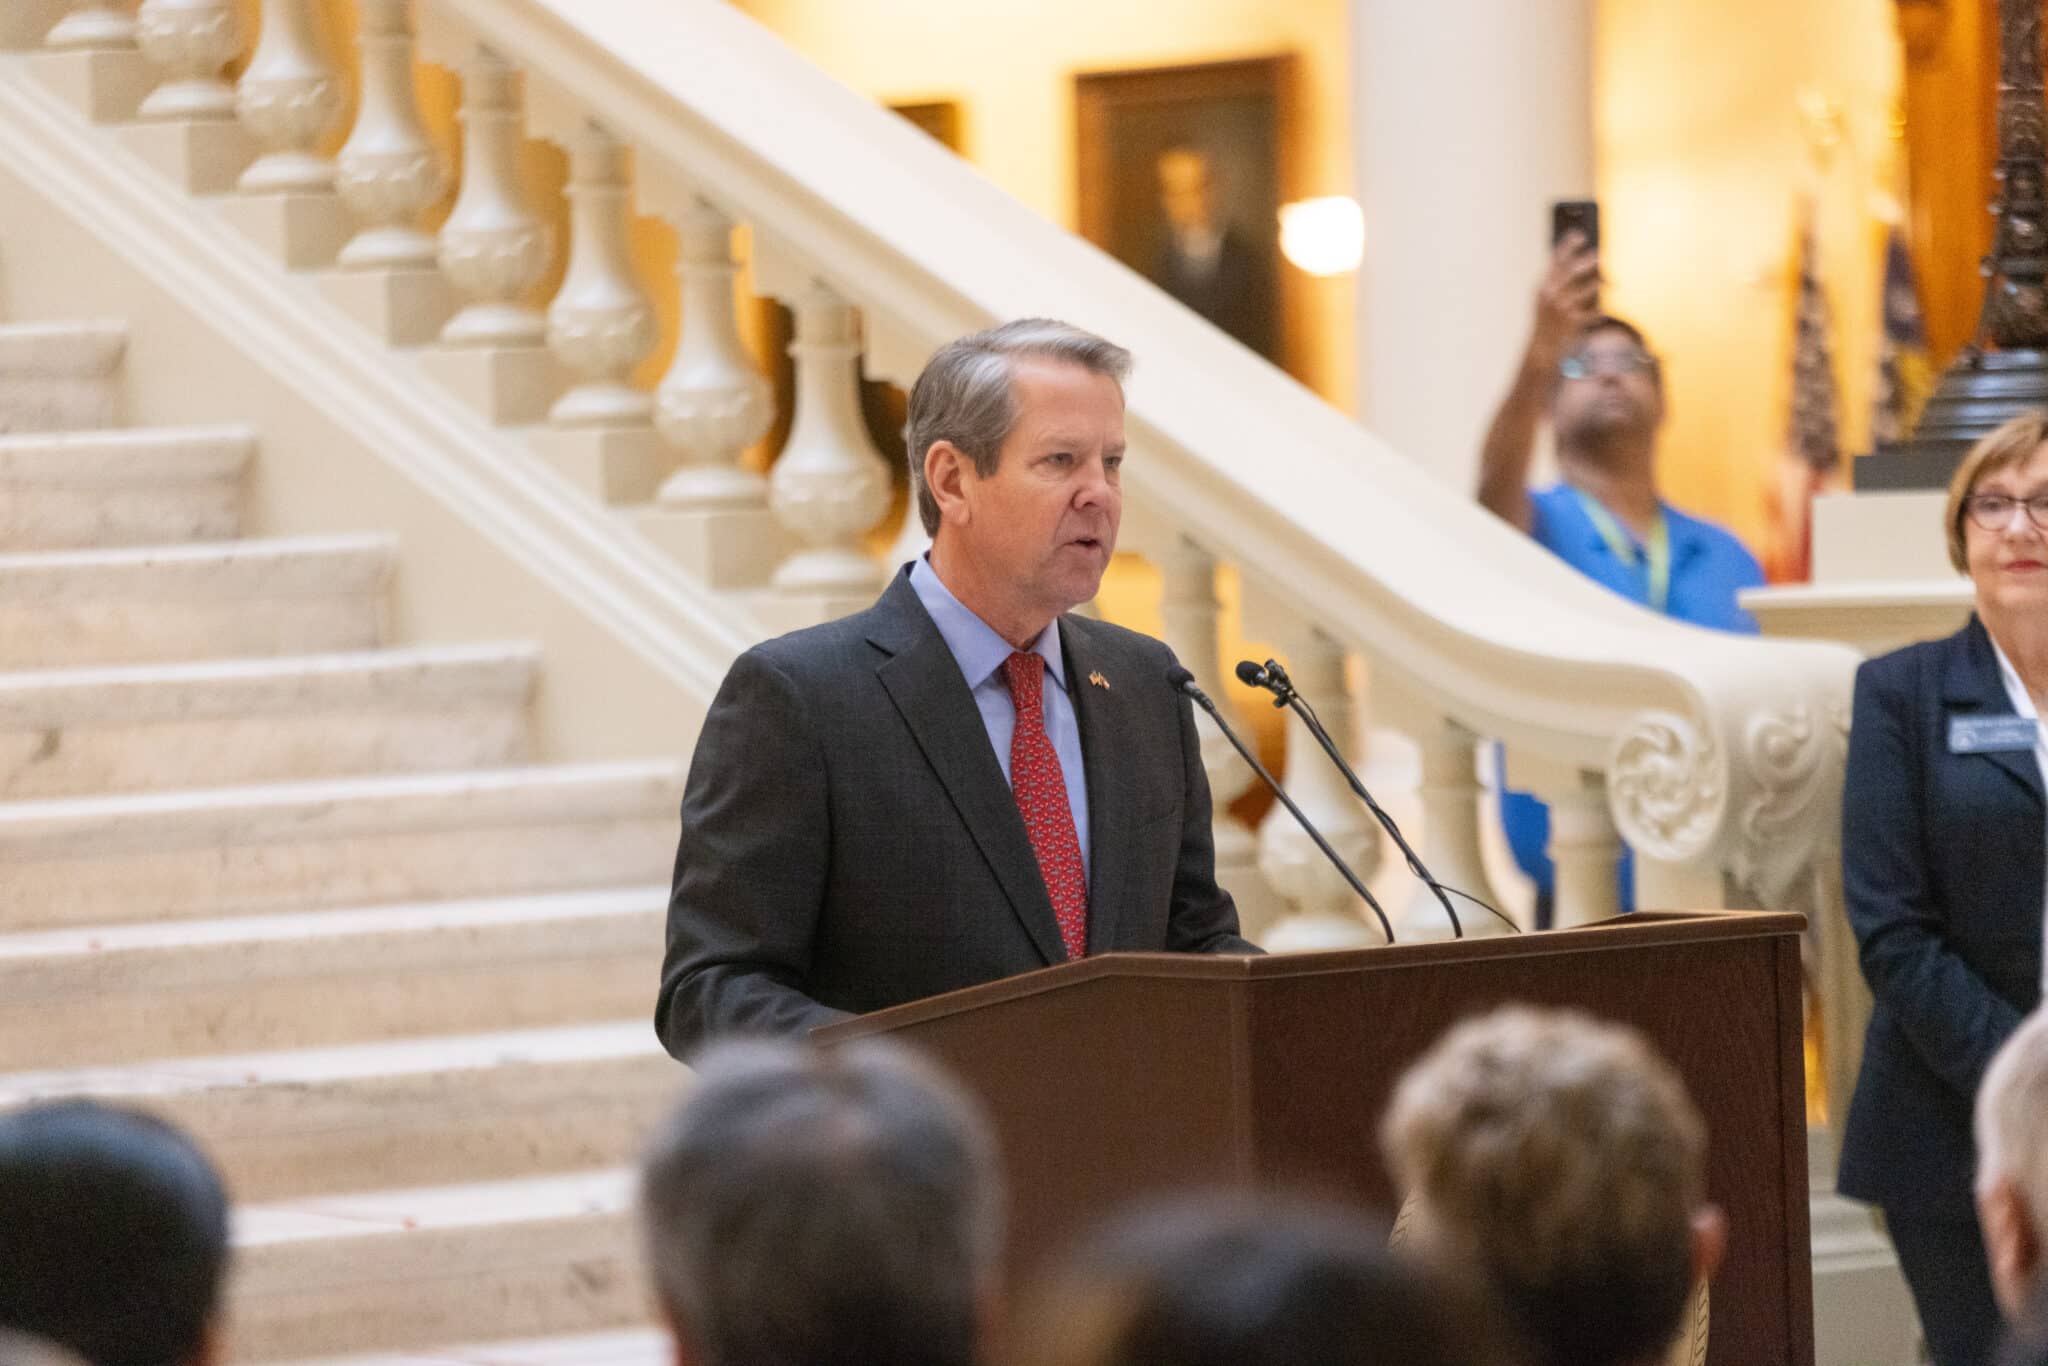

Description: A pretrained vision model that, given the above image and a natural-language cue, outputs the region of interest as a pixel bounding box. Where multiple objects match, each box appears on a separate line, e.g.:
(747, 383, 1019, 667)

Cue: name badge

(1948, 715, 2040, 754)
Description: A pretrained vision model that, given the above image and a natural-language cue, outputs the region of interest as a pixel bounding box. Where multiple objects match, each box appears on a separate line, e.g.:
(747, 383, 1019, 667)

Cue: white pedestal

(1744, 489, 1971, 653)
(635, 503, 791, 589)
(530, 426, 669, 507)
(420, 346, 561, 427)
(119, 118, 255, 196)
(318, 268, 457, 349)
(746, 588, 874, 637)
(30, 47, 151, 124)
(219, 191, 351, 270)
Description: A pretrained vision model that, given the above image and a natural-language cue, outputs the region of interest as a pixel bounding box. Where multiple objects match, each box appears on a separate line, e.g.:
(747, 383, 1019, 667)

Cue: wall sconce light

(1278, 196, 1364, 276)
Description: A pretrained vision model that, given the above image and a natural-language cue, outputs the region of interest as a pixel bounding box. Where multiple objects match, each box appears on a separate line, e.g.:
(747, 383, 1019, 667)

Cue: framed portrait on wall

(1075, 56, 1300, 376)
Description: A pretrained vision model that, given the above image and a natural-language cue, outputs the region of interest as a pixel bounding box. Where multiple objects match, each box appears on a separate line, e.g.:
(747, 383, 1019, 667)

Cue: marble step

(231, 1169, 642, 1362)
(0, 533, 393, 668)
(0, 761, 679, 929)
(277, 1329, 669, 1366)
(0, 644, 540, 799)
(0, 320, 125, 434)
(0, 886, 669, 1070)
(0, 1022, 680, 1201)
(0, 424, 253, 549)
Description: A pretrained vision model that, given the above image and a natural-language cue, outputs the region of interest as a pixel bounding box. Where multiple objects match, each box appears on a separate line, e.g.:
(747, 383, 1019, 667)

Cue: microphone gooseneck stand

(1167, 666, 1395, 946)
(1235, 659, 1521, 939)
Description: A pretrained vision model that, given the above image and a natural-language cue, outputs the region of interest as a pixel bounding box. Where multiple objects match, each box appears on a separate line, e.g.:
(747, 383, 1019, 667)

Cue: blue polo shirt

(1504, 484, 1766, 910)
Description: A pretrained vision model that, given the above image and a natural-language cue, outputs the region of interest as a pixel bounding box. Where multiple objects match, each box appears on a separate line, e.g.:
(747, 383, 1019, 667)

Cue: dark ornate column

(1861, 0, 2048, 487)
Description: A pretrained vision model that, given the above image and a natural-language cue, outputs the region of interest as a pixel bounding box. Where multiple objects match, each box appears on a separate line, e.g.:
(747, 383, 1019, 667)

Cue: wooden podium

(818, 910, 1812, 1366)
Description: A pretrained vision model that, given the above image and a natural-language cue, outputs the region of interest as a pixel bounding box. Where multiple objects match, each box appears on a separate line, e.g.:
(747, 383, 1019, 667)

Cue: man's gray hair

(1978, 1007, 2048, 1227)
(638, 1038, 1004, 1366)
(904, 318, 1132, 535)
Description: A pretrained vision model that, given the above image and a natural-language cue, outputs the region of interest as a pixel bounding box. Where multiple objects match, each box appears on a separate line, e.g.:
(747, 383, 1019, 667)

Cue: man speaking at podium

(656, 319, 1257, 1059)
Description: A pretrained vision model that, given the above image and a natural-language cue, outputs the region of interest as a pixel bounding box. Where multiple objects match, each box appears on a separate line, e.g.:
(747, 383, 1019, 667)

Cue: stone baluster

(885, 491, 933, 571)
(33, 1, 149, 123)
(635, 199, 786, 583)
(1396, 718, 1512, 940)
(545, 123, 656, 425)
(134, 0, 238, 120)
(1253, 617, 1383, 950)
(125, 0, 250, 191)
(656, 202, 774, 508)
(1155, 537, 1279, 938)
(324, 0, 451, 345)
(426, 46, 558, 425)
(437, 48, 549, 346)
(764, 283, 892, 613)
(1547, 770, 1622, 927)
(225, 0, 348, 268)
(235, 0, 341, 192)
(335, 0, 441, 270)
(530, 122, 663, 502)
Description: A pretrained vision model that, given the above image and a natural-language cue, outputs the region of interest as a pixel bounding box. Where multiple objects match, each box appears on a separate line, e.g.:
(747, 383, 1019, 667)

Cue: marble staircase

(0, 318, 683, 1361)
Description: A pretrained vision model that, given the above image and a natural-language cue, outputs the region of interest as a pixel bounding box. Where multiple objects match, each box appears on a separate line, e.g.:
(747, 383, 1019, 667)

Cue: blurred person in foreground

(0, 1100, 230, 1366)
(1476, 235, 1764, 923)
(1839, 410, 2048, 1365)
(1380, 1004, 1725, 1366)
(1982, 1008, 2048, 1364)
(639, 1037, 1003, 1366)
(1002, 1193, 1521, 1366)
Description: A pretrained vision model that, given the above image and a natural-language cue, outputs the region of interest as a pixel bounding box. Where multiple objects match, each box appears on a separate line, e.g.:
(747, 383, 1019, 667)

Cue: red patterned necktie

(1002, 651, 1089, 960)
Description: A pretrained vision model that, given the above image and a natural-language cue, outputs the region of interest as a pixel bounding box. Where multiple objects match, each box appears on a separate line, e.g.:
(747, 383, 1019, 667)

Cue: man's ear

(924, 440, 972, 527)
(1981, 1176, 2042, 1319)
(1690, 1204, 1728, 1287)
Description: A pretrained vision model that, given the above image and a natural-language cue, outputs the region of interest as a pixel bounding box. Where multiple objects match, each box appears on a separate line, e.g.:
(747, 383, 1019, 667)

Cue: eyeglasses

(1965, 492, 2048, 532)
(1559, 351, 1659, 380)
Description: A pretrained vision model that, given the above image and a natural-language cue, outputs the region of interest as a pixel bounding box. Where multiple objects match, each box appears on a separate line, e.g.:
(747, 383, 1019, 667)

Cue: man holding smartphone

(1474, 215, 1765, 924)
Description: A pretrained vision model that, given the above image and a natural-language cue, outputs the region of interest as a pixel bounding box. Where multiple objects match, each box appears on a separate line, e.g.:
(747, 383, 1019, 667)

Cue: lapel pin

(1089, 670, 1110, 690)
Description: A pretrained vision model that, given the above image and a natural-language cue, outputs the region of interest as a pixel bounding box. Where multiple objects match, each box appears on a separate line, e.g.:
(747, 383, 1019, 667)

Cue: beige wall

(728, 0, 1358, 414)
(1596, 0, 1902, 551)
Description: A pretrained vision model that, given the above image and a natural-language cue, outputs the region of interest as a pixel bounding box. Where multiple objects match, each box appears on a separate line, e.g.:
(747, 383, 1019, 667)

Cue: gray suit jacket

(656, 567, 1255, 1058)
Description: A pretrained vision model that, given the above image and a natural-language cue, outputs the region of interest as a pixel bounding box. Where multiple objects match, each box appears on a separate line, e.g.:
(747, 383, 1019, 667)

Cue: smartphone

(1551, 199, 1600, 253)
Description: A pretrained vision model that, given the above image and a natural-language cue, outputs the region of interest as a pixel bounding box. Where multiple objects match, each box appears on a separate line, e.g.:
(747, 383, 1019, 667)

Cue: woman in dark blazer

(1840, 410, 2048, 1366)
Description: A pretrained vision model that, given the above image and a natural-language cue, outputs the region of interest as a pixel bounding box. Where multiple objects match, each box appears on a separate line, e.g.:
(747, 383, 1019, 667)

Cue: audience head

(1978, 1006, 2048, 1320)
(0, 1100, 231, 1366)
(639, 1038, 1003, 1366)
(1380, 1005, 1723, 1366)
(1551, 314, 1664, 454)
(1003, 1192, 1520, 1366)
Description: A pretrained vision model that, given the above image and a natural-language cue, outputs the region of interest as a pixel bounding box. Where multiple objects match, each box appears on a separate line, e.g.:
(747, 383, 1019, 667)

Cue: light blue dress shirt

(908, 555, 1091, 886)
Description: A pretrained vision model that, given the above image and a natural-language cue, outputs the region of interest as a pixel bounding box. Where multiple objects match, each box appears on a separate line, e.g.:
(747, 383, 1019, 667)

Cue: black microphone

(1168, 666, 1395, 945)
(1235, 657, 1283, 701)
(1235, 658, 1476, 939)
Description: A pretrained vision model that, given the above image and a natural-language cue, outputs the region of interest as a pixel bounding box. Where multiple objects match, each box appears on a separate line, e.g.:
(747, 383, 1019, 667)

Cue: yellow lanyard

(1573, 490, 1671, 615)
